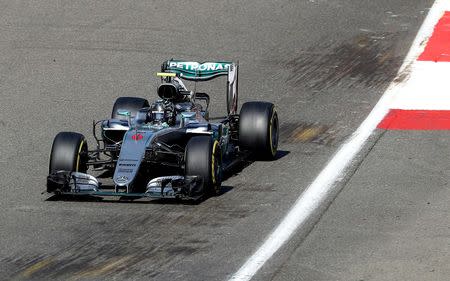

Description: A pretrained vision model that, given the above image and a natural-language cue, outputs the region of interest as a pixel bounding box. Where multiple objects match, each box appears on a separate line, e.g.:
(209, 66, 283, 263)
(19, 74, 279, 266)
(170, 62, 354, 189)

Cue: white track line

(229, 1, 449, 280)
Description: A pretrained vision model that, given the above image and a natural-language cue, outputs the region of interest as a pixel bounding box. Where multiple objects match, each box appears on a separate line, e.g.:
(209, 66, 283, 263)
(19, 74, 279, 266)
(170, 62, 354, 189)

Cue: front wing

(47, 171, 204, 200)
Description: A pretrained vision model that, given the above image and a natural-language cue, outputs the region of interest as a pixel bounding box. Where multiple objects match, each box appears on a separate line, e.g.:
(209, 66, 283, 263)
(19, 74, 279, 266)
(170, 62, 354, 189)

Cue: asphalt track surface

(0, 1, 439, 280)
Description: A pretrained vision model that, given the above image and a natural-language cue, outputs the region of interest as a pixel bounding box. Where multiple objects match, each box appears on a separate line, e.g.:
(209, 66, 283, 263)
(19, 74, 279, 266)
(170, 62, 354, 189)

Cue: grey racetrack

(1, 1, 444, 280)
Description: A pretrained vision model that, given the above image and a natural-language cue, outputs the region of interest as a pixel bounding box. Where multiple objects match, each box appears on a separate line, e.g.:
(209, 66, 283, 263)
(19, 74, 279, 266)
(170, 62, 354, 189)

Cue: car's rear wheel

(239, 101, 279, 160)
(49, 132, 88, 174)
(111, 97, 150, 120)
(185, 136, 222, 196)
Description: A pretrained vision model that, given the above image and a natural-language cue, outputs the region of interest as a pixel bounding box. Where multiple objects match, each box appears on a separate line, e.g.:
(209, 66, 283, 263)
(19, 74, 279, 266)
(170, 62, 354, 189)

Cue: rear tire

(111, 97, 150, 120)
(239, 101, 279, 160)
(49, 132, 88, 174)
(185, 136, 222, 196)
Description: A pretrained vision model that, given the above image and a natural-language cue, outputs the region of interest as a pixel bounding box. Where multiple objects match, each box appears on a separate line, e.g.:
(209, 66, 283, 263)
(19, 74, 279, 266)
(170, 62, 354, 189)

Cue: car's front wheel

(49, 132, 88, 174)
(185, 136, 222, 196)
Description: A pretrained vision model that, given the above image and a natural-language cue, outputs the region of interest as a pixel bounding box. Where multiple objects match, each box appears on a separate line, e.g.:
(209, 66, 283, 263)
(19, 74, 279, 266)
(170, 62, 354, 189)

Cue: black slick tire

(239, 101, 279, 160)
(49, 132, 88, 174)
(185, 136, 222, 196)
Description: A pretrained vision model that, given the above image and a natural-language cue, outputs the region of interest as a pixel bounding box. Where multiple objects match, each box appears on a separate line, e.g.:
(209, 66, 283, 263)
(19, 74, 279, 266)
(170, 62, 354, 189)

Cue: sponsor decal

(132, 133, 143, 141)
(168, 61, 230, 72)
(118, 169, 133, 173)
(116, 175, 128, 182)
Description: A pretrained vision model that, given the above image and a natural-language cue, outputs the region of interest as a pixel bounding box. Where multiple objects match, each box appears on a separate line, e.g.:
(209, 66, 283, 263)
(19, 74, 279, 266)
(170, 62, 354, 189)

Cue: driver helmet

(149, 101, 166, 123)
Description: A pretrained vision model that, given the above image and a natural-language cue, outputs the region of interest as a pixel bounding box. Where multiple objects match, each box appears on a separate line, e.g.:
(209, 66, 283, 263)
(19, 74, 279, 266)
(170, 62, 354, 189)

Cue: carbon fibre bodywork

(47, 60, 243, 200)
(47, 107, 239, 199)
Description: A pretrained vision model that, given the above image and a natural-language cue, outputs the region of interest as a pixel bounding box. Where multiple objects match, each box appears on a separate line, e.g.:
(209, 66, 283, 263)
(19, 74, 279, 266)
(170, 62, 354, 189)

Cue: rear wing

(161, 59, 239, 114)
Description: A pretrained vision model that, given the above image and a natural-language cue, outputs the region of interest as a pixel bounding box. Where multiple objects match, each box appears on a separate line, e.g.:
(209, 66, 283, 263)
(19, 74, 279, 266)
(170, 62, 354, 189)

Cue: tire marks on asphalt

(286, 32, 403, 91)
(280, 122, 337, 145)
(19, 258, 53, 279)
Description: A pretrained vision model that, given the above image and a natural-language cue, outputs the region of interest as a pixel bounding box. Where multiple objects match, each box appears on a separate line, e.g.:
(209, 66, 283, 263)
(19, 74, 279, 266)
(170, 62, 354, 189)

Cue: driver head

(149, 101, 166, 123)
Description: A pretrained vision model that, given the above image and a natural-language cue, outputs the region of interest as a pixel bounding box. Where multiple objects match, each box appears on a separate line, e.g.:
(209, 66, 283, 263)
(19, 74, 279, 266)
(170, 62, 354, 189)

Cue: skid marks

(286, 32, 403, 91)
(280, 122, 337, 146)
(5, 204, 254, 280)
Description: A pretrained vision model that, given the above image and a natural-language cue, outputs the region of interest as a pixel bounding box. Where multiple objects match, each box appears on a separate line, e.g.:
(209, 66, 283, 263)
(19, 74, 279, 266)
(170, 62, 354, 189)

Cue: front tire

(185, 136, 222, 196)
(49, 132, 88, 174)
(239, 101, 279, 160)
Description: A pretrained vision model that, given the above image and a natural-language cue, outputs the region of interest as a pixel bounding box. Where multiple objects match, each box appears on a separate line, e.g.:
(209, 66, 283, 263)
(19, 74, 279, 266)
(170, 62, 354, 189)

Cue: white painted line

(229, 1, 449, 280)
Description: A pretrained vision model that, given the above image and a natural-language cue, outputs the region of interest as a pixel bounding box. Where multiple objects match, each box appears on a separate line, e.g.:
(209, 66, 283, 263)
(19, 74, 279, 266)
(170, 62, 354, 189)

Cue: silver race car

(47, 59, 279, 200)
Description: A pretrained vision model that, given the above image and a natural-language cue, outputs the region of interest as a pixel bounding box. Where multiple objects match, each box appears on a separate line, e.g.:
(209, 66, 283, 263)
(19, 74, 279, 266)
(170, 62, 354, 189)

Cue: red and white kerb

(378, 11, 450, 130)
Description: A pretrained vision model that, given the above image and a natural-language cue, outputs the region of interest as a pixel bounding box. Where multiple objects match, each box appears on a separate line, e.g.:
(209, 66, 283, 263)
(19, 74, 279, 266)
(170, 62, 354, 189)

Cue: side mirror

(117, 110, 131, 117)
(117, 109, 132, 127)
(180, 111, 196, 127)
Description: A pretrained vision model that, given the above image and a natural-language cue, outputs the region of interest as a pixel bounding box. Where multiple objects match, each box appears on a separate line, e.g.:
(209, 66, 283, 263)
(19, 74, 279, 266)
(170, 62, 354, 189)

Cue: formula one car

(47, 59, 279, 200)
